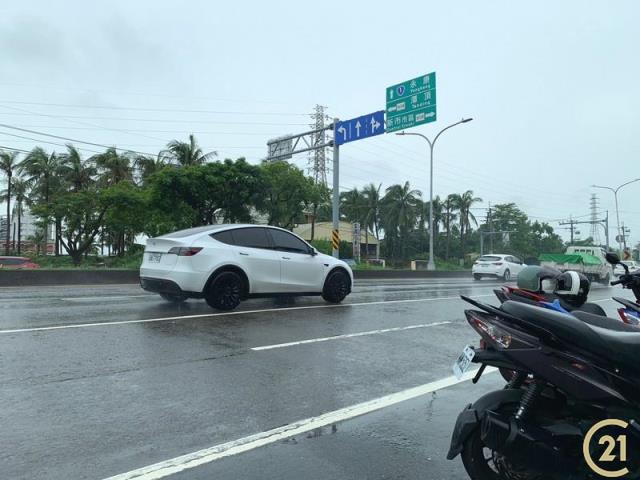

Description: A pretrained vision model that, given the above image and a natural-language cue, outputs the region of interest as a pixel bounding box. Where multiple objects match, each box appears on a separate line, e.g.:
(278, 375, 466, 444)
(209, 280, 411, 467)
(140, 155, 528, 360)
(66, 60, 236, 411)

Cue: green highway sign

(385, 72, 436, 132)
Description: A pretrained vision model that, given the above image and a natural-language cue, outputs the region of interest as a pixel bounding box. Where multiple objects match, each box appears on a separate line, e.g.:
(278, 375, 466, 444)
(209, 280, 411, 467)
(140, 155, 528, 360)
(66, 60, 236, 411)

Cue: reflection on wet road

(0, 278, 625, 479)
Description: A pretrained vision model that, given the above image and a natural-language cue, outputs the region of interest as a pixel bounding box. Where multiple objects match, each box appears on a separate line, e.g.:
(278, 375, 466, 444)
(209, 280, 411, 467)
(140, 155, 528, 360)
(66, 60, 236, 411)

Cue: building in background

(293, 221, 379, 258)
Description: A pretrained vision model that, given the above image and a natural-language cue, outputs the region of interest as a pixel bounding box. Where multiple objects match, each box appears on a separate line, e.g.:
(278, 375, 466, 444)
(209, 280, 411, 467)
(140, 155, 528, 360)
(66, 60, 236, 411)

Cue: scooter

(447, 252, 640, 479)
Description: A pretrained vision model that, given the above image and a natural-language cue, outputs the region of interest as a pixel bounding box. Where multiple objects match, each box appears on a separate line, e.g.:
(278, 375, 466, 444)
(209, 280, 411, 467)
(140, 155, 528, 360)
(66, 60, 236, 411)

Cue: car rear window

(211, 230, 235, 245)
(478, 256, 502, 262)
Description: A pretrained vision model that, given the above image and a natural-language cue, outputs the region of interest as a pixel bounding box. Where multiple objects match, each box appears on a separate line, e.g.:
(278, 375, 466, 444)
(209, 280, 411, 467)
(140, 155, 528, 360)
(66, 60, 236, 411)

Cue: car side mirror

(605, 252, 620, 265)
(309, 247, 318, 256)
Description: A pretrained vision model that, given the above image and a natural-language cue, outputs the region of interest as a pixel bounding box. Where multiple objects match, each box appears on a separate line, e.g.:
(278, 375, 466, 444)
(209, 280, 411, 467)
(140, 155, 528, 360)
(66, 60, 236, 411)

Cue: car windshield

(1, 4, 639, 480)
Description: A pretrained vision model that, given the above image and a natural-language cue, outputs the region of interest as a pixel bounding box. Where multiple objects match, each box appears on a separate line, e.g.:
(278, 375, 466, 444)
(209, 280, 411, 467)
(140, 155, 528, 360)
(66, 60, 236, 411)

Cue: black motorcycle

(447, 252, 640, 479)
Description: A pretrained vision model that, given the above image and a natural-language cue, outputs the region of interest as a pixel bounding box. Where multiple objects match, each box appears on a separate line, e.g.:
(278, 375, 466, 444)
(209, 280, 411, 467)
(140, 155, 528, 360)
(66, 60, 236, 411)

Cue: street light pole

(593, 178, 640, 253)
(396, 118, 473, 270)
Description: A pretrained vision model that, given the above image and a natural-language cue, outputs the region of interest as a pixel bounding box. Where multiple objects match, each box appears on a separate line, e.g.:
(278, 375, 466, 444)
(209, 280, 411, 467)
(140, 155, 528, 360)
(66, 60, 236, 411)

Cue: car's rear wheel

(206, 271, 243, 310)
(502, 269, 511, 282)
(159, 292, 188, 303)
(322, 270, 350, 303)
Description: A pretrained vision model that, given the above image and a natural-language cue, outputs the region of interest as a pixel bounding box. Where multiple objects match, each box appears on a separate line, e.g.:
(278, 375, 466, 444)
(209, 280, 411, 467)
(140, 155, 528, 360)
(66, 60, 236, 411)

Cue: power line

(0, 111, 310, 126)
(0, 124, 156, 157)
(0, 100, 309, 116)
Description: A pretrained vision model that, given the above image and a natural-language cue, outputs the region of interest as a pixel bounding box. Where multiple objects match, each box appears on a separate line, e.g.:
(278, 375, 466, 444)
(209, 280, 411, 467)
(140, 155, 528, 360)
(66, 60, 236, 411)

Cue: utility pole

(559, 216, 577, 244)
(332, 126, 340, 258)
(488, 203, 494, 253)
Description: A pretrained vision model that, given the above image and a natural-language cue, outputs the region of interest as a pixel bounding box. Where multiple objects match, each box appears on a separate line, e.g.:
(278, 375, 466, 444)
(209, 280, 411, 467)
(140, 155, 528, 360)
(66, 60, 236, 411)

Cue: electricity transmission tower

(590, 194, 601, 245)
(308, 105, 329, 185)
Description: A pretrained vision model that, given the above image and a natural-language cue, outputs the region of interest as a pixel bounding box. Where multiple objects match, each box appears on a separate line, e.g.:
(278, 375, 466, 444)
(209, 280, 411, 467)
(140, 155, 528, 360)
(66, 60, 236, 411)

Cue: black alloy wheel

(206, 271, 243, 310)
(322, 270, 350, 303)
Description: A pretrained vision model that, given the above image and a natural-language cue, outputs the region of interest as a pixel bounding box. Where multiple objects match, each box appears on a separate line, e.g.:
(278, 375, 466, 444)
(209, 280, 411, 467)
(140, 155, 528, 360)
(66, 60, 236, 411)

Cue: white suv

(472, 254, 526, 281)
(140, 224, 353, 310)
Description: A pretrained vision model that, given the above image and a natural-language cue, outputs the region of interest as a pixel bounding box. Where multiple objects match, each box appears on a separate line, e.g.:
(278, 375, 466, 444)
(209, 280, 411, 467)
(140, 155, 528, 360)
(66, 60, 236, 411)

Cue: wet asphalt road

(0, 278, 627, 480)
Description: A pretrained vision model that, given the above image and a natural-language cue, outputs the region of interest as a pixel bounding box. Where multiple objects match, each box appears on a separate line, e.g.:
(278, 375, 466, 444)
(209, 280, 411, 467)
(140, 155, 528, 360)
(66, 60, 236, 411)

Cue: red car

(0, 256, 41, 269)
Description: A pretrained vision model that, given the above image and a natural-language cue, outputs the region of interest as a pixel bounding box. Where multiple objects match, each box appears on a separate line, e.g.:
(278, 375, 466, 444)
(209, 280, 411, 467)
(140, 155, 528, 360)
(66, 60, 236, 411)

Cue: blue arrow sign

(335, 110, 385, 146)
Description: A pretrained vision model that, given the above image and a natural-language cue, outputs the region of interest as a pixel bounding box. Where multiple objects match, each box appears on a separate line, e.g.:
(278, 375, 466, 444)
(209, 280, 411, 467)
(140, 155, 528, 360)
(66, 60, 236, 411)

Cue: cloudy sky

(1, 1, 639, 245)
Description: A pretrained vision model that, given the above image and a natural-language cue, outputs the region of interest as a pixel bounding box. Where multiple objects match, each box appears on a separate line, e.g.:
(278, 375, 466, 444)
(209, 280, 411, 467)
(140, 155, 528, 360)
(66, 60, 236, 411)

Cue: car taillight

(168, 247, 203, 256)
(493, 262, 503, 266)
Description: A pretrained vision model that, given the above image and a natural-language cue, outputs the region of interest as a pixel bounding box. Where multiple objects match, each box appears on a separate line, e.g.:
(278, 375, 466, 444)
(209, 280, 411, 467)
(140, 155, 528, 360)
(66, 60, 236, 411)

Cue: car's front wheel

(322, 269, 350, 303)
(473, 274, 482, 281)
(159, 292, 188, 303)
(206, 271, 243, 310)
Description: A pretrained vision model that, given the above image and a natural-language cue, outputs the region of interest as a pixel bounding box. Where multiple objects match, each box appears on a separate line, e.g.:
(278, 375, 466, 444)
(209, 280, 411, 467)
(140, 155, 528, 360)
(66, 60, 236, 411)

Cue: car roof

(157, 224, 295, 239)
(480, 254, 508, 257)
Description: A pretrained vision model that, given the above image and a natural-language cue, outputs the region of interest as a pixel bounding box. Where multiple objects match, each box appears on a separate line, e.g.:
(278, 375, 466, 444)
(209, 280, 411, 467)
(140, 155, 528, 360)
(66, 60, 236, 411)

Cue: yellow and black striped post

(331, 229, 340, 255)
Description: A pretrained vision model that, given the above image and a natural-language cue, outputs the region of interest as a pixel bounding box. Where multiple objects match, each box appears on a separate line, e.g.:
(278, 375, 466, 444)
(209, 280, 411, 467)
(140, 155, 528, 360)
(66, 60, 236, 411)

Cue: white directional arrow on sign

(370, 116, 381, 133)
(338, 126, 347, 141)
(355, 121, 361, 137)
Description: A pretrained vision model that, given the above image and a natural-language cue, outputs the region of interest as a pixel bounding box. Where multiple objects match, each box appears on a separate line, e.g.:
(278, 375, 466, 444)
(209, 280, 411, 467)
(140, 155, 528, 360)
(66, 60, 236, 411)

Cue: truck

(538, 245, 613, 285)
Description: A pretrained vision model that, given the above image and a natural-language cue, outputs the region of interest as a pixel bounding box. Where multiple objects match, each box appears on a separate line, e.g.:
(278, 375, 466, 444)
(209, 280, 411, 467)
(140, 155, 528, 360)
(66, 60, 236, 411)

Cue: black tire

(205, 271, 243, 310)
(460, 402, 543, 480)
(322, 269, 350, 303)
(474, 274, 482, 281)
(159, 292, 188, 303)
(502, 269, 511, 282)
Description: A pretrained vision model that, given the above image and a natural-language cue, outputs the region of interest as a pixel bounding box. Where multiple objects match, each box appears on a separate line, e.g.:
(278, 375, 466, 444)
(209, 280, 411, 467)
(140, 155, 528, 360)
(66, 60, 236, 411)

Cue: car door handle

(239, 252, 250, 256)
(281, 256, 291, 260)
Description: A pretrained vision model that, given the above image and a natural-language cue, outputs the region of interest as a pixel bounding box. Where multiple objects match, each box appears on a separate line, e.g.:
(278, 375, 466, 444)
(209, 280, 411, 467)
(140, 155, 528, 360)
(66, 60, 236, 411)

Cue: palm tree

(58, 145, 96, 192)
(453, 190, 483, 259)
(10, 177, 32, 254)
(20, 147, 60, 254)
(134, 152, 169, 184)
(163, 134, 216, 166)
(361, 183, 382, 258)
(0, 150, 20, 254)
(93, 148, 134, 186)
(442, 194, 458, 260)
(381, 182, 421, 259)
(418, 195, 443, 254)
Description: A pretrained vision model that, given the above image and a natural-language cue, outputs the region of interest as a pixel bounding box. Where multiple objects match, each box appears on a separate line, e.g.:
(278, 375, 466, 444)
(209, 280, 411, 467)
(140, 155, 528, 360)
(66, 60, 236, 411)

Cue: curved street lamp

(592, 178, 640, 252)
(396, 118, 473, 270)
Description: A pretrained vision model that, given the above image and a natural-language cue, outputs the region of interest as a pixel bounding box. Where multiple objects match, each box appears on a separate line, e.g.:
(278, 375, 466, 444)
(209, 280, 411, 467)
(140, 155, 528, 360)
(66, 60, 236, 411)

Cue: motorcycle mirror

(605, 252, 621, 265)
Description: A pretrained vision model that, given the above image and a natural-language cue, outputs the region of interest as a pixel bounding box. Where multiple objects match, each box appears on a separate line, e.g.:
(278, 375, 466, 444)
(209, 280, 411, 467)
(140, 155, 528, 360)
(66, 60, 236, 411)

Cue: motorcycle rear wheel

(460, 404, 544, 480)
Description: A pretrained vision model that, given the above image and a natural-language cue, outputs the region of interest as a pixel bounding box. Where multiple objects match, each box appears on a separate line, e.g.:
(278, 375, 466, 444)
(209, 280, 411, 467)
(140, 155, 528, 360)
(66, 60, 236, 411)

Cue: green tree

(380, 182, 421, 260)
(0, 150, 20, 254)
(361, 183, 382, 257)
(10, 177, 32, 254)
(19, 147, 61, 254)
(163, 134, 216, 166)
(442, 194, 458, 260)
(452, 190, 482, 259)
(58, 145, 96, 192)
(257, 161, 316, 229)
(93, 147, 134, 186)
(134, 153, 169, 184)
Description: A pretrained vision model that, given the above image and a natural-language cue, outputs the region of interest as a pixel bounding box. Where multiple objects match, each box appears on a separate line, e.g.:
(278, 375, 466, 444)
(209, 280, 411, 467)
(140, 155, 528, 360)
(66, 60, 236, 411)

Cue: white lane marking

(62, 295, 152, 302)
(251, 321, 452, 351)
(0, 294, 494, 334)
(101, 367, 497, 480)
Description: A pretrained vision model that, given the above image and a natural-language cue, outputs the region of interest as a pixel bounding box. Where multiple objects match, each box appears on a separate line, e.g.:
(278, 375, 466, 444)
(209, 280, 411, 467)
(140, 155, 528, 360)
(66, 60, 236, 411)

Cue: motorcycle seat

(501, 300, 640, 369)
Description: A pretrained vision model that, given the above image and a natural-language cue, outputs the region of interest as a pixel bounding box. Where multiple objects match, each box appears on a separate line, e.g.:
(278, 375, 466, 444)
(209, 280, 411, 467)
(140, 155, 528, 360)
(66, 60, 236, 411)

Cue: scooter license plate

(453, 345, 475, 379)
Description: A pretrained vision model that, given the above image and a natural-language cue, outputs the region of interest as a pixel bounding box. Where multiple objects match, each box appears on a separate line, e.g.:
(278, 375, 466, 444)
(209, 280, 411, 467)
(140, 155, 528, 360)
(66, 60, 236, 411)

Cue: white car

(614, 261, 639, 277)
(140, 224, 353, 310)
(472, 254, 526, 281)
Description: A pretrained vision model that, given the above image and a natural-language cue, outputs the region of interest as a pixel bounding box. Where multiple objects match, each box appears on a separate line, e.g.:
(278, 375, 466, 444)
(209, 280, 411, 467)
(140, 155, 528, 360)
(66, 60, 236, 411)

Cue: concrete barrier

(0, 268, 471, 287)
(0, 270, 140, 287)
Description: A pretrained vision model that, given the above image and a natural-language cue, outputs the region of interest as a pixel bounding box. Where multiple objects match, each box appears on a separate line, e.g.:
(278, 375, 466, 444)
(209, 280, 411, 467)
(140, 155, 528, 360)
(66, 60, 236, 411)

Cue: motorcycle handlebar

(611, 279, 623, 286)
